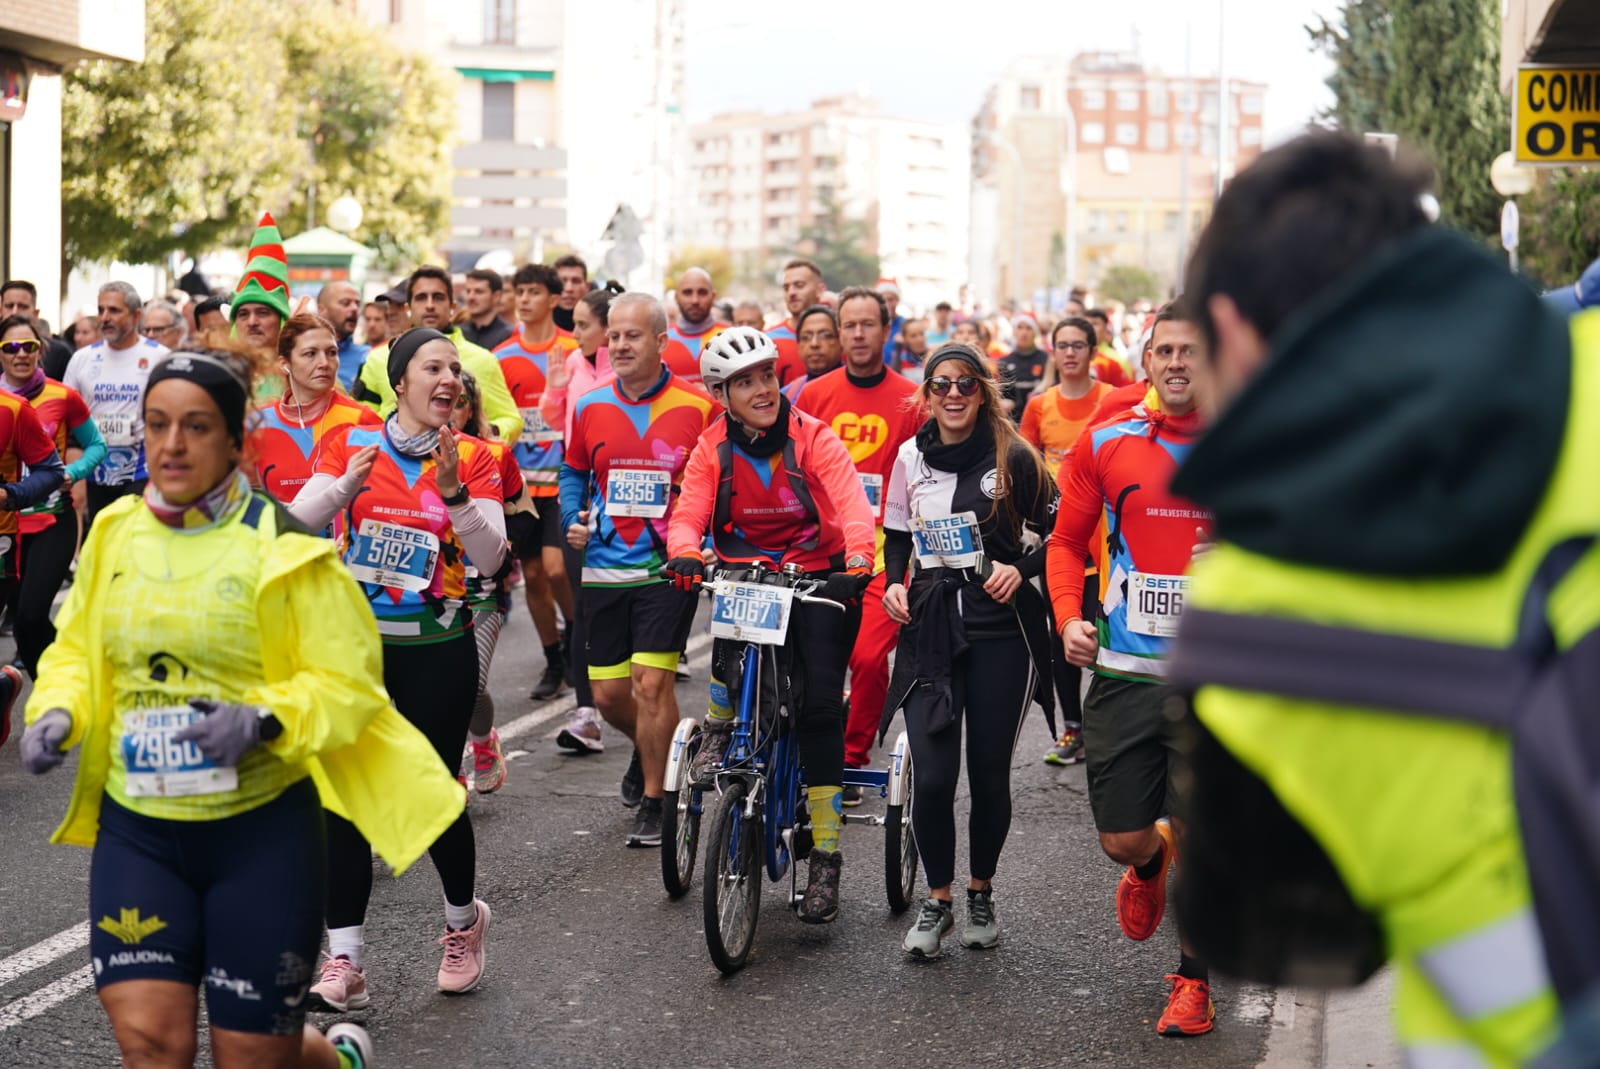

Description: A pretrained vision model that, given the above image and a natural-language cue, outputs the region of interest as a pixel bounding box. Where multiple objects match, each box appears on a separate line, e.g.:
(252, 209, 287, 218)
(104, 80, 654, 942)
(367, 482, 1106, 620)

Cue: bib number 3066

(1126, 572, 1189, 638)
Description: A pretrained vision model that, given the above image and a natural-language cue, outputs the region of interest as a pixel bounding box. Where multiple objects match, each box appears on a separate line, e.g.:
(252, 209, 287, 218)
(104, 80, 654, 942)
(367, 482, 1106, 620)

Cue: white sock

(469, 731, 491, 745)
(328, 926, 364, 967)
(444, 899, 478, 931)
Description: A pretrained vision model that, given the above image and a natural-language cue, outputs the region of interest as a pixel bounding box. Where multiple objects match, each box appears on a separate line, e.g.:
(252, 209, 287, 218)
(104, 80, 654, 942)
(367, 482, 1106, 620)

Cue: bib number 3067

(1126, 572, 1189, 638)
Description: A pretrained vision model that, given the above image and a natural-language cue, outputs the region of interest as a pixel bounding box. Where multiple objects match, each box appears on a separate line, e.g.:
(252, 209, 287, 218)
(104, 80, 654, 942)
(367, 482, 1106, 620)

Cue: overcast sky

(684, 0, 1339, 145)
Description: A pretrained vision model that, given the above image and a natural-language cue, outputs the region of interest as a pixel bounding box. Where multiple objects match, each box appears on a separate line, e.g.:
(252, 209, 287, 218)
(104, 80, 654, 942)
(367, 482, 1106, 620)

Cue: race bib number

(98, 415, 135, 445)
(911, 511, 983, 570)
(709, 581, 795, 645)
(858, 473, 884, 520)
(519, 407, 562, 446)
(606, 467, 670, 518)
(1126, 572, 1189, 638)
(120, 707, 239, 798)
(345, 520, 440, 592)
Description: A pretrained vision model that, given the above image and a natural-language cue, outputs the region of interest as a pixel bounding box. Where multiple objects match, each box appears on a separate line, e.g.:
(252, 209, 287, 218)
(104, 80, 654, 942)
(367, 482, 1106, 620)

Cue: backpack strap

(711, 429, 821, 563)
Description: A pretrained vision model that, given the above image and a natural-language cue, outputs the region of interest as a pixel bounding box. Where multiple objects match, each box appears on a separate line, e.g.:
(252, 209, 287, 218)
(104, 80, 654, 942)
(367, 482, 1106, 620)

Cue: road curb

(1259, 971, 1401, 1068)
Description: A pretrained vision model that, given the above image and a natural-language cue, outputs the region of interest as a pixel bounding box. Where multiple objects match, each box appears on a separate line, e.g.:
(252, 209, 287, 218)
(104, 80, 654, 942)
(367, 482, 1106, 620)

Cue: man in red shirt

(768, 259, 825, 385)
(794, 287, 920, 796)
(660, 268, 725, 385)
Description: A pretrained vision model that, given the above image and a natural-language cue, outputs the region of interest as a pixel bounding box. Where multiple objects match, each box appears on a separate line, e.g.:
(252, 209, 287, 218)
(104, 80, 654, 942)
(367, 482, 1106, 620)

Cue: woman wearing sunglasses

(881, 343, 1056, 959)
(0, 315, 106, 678)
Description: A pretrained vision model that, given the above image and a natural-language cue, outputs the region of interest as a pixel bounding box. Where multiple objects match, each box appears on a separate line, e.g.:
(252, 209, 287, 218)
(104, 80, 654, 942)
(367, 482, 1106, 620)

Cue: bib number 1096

(1126, 573, 1189, 638)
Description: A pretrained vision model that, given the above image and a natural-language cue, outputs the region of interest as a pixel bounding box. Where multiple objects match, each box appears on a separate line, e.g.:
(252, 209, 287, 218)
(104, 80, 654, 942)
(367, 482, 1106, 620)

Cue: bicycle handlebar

(706, 568, 848, 613)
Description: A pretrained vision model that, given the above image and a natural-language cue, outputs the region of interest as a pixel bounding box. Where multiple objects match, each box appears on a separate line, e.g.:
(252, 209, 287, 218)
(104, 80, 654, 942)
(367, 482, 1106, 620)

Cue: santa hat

(874, 277, 901, 297)
(230, 211, 291, 323)
(1012, 312, 1040, 331)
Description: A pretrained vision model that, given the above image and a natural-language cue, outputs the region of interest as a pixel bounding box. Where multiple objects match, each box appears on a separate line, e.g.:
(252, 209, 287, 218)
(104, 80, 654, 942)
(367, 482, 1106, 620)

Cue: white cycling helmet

(700, 326, 779, 389)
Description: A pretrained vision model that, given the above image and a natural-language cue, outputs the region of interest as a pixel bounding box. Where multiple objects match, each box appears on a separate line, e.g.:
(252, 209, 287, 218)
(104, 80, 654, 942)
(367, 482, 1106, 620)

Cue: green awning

(456, 67, 554, 83)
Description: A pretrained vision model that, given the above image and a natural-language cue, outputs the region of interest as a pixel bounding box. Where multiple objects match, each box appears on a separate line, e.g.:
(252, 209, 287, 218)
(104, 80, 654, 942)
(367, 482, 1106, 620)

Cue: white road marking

(0, 925, 88, 987)
(0, 966, 94, 1032)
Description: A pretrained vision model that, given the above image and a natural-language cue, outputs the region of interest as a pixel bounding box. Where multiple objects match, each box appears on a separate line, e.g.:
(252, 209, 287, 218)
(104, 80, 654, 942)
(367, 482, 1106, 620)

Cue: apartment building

(684, 95, 969, 308)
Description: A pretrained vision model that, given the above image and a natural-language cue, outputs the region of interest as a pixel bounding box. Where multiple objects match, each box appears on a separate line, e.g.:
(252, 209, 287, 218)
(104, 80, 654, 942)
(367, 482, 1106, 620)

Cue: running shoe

(798, 849, 842, 924)
(626, 797, 663, 848)
(689, 723, 731, 786)
(530, 659, 566, 701)
(556, 706, 605, 754)
(469, 730, 507, 794)
(961, 887, 999, 949)
(1157, 974, 1215, 1037)
(1116, 820, 1176, 942)
(0, 664, 17, 748)
(840, 784, 864, 808)
(309, 954, 370, 1011)
(674, 662, 692, 683)
(1043, 725, 1085, 766)
(619, 749, 644, 808)
(437, 899, 491, 994)
(902, 898, 954, 959)
(325, 1022, 374, 1068)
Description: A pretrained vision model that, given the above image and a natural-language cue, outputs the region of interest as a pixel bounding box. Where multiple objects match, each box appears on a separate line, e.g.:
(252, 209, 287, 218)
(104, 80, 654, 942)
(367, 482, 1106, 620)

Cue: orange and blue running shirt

(0, 393, 61, 539)
(249, 392, 383, 506)
(793, 366, 920, 553)
(660, 324, 725, 387)
(18, 380, 92, 536)
(764, 322, 809, 386)
(317, 425, 502, 644)
(559, 368, 717, 588)
(667, 405, 876, 574)
(493, 329, 579, 499)
(1046, 394, 1210, 681)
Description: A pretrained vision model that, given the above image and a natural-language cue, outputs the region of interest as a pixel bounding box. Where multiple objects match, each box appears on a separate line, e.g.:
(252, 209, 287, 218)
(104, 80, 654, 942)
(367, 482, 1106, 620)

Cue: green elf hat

(230, 211, 291, 323)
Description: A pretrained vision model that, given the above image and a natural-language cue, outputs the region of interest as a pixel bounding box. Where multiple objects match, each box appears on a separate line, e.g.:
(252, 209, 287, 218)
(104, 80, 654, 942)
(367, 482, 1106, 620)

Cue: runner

(876, 278, 905, 360)
(660, 267, 725, 386)
(551, 253, 589, 334)
(780, 304, 842, 404)
(1021, 315, 1112, 767)
(1045, 300, 1216, 1037)
(558, 293, 716, 847)
(229, 213, 293, 396)
(544, 288, 614, 755)
(889, 316, 930, 383)
(0, 315, 103, 679)
(290, 327, 506, 1007)
(731, 301, 766, 330)
(881, 343, 1056, 958)
(20, 343, 466, 1069)
(794, 286, 920, 798)
(995, 313, 1049, 423)
(665, 326, 876, 921)
(250, 313, 381, 510)
(493, 262, 580, 702)
(65, 281, 168, 526)
(767, 259, 825, 384)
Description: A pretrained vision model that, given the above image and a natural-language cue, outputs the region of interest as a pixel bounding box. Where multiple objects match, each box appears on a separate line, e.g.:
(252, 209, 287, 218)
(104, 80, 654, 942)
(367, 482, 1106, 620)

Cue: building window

(1019, 85, 1041, 111)
(1116, 90, 1139, 111)
(1240, 126, 1263, 147)
(1175, 122, 1196, 147)
(1081, 122, 1105, 145)
(1163, 210, 1180, 232)
(1241, 92, 1264, 115)
(1148, 86, 1167, 115)
(1088, 209, 1109, 232)
(1114, 210, 1130, 233)
(484, 0, 515, 43)
(1177, 90, 1197, 113)
(1115, 123, 1139, 146)
(482, 82, 514, 141)
(389, 0, 402, 21)
(1080, 89, 1106, 110)
(1147, 123, 1168, 150)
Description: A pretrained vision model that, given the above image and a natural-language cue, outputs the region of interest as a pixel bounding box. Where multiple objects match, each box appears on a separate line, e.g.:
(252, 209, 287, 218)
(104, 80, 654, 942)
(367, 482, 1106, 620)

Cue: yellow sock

(808, 786, 843, 854)
(707, 676, 734, 722)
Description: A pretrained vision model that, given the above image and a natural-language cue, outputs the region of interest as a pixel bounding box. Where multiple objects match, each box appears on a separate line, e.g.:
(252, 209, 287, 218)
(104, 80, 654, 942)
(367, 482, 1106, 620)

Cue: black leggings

(1042, 568, 1099, 726)
(326, 628, 480, 927)
(561, 540, 594, 707)
(709, 595, 861, 789)
(904, 635, 1035, 890)
(14, 517, 76, 676)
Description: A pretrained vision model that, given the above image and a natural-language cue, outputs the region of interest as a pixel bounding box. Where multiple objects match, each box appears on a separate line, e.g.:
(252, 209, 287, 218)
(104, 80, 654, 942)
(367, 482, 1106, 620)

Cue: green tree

(664, 247, 734, 294)
(1520, 170, 1600, 288)
(1307, 0, 1508, 239)
(1098, 265, 1161, 306)
(796, 191, 880, 290)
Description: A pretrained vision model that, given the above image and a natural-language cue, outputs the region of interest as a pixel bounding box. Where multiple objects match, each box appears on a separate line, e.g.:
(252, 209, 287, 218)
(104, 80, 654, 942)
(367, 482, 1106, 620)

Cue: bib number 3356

(606, 468, 670, 518)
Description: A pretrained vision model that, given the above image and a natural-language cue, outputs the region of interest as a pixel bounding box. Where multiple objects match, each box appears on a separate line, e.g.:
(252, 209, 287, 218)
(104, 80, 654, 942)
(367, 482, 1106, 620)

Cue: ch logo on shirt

(831, 413, 889, 464)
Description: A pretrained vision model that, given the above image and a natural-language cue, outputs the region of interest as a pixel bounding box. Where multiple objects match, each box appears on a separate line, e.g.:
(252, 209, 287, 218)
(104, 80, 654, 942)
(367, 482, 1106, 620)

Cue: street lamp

(1490, 150, 1535, 273)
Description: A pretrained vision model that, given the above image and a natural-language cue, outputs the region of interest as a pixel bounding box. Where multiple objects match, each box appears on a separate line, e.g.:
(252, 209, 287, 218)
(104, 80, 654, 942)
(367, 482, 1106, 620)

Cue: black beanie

(387, 327, 452, 388)
(146, 352, 250, 445)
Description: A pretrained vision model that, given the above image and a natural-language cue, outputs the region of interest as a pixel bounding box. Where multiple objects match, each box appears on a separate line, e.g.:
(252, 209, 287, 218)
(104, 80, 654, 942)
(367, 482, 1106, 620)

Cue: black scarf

(916, 415, 994, 475)
(725, 396, 792, 459)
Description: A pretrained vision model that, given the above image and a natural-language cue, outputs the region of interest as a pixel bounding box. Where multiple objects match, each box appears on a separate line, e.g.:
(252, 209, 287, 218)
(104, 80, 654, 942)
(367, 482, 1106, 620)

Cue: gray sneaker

(902, 898, 954, 959)
(798, 849, 842, 924)
(689, 721, 733, 786)
(961, 888, 999, 949)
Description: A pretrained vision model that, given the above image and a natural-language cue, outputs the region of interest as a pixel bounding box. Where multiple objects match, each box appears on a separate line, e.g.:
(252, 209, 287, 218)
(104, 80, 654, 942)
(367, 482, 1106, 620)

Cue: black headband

(923, 343, 991, 380)
(387, 327, 452, 387)
(146, 352, 249, 444)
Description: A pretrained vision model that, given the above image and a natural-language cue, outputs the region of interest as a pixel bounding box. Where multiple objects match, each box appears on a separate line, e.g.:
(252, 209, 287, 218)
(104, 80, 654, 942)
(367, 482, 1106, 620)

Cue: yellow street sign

(1514, 66, 1600, 165)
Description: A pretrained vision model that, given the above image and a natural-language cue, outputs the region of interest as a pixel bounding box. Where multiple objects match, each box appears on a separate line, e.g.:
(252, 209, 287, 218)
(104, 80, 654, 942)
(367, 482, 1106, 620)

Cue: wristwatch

(441, 484, 471, 507)
(845, 555, 872, 571)
(257, 707, 283, 742)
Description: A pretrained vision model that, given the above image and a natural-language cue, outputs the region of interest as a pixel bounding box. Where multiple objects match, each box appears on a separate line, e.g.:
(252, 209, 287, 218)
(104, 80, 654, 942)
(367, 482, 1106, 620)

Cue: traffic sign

(1513, 66, 1600, 165)
(1501, 200, 1519, 252)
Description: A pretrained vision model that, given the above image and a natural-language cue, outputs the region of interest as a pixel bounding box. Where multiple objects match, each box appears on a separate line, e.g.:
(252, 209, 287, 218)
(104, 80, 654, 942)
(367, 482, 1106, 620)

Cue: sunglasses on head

(0, 340, 41, 356)
(927, 375, 983, 397)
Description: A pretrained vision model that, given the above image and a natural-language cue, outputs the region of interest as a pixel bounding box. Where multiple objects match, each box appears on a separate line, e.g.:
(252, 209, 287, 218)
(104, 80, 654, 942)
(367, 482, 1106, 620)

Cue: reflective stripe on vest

(1418, 909, 1550, 1021)
(1404, 1042, 1492, 1069)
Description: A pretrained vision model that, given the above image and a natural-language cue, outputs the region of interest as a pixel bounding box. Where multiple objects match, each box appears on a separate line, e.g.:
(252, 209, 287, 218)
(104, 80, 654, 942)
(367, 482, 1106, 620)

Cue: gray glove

(20, 709, 73, 774)
(173, 699, 265, 768)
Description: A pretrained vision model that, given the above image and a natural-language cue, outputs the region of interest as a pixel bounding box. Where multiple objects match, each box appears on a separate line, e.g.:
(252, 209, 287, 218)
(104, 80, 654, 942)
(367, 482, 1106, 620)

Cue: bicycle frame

(716, 639, 800, 884)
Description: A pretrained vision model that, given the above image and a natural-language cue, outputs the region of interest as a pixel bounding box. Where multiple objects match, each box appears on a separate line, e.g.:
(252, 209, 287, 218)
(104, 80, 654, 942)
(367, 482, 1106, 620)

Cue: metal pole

(1064, 98, 1078, 292)
(1175, 23, 1193, 291)
(1215, 0, 1229, 199)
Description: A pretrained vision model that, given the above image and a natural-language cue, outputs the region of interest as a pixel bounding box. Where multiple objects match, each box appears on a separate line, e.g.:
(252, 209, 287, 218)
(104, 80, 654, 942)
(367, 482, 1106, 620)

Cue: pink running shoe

(309, 953, 370, 1011)
(437, 899, 491, 994)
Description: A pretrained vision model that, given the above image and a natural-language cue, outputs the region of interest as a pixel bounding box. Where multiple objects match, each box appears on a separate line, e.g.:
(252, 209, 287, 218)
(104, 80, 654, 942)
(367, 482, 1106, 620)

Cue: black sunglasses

(927, 375, 982, 397)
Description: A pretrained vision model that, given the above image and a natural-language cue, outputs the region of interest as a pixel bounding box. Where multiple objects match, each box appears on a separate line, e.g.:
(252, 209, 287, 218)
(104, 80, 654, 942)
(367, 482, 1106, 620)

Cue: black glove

(663, 555, 705, 593)
(820, 569, 873, 605)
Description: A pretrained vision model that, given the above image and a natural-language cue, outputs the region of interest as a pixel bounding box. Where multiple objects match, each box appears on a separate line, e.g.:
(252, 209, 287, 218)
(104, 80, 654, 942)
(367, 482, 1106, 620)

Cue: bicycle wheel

(661, 723, 702, 899)
(885, 740, 918, 913)
(703, 778, 763, 974)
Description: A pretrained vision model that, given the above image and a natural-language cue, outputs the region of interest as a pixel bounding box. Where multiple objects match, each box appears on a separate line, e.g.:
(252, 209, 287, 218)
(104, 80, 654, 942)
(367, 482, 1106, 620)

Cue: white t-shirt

(64, 337, 168, 486)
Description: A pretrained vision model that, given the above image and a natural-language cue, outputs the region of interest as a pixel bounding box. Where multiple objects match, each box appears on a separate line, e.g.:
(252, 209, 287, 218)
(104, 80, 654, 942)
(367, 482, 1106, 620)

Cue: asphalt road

(1, 596, 1289, 1068)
